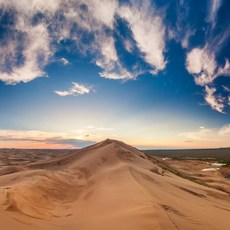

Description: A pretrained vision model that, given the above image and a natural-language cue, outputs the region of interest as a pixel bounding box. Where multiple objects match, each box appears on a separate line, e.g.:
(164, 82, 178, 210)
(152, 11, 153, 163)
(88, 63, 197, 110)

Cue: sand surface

(0, 139, 230, 229)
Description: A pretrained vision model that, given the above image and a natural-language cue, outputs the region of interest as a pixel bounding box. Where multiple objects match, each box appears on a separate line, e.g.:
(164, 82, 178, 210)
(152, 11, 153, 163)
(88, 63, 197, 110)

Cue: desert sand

(0, 139, 230, 230)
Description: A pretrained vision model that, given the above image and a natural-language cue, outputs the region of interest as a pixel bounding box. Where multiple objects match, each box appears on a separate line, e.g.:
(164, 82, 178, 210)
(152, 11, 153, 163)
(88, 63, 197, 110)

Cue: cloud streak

(54, 82, 92, 96)
(186, 45, 230, 113)
(0, 21, 51, 84)
(119, 0, 166, 74)
(207, 0, 223, 27)
(0, 129, 94, 148)
(204, 86, 225, 113)
(59, 58, 70, 66)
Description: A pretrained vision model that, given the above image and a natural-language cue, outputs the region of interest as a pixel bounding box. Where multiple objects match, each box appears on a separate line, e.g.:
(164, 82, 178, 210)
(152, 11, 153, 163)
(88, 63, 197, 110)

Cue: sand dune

(0, 139, 230, 229)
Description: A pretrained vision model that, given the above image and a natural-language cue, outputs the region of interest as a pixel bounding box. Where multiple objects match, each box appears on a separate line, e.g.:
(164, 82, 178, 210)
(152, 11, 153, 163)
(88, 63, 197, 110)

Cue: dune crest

(0, 139, 230, 230)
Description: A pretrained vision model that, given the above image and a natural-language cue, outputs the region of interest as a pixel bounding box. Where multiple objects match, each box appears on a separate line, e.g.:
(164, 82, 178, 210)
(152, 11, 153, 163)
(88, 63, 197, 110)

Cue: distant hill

(142, 148, 230, 160)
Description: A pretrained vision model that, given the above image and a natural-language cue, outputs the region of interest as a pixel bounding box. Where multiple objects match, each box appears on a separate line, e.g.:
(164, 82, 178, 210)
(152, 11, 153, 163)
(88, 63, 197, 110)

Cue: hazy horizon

(0, 139, 229, 150)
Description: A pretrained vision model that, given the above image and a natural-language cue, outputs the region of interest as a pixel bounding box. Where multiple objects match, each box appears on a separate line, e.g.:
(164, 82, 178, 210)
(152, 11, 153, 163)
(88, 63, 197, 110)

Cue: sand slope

(0, 139, 230, 229)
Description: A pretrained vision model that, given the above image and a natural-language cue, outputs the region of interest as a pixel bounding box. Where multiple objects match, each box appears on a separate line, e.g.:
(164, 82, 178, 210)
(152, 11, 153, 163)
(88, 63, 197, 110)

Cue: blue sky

(0, 0, 229, 149)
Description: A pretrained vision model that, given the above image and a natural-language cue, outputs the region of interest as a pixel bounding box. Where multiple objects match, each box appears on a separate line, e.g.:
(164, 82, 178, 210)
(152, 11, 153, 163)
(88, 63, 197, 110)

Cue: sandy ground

(0, 139, 230, 230)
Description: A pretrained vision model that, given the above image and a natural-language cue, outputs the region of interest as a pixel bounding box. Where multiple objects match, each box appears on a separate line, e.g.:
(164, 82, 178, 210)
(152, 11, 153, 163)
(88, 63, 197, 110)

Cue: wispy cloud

(207, 0, 223, 27)
(186, 47, 217, 86)
(186, 46, 230, 113)
(222, 85, 230, 92)
(167, 1, 195, 49)
(95, 36, 133, 80)
(119, 0, 166, 74)
(0, 21, 51, 84)
(59, 58, 70, 66)
(204, 86, 225, 113)
(54, 82, 92, 96)
(0, 129, 95, 148)
(123, 39, 134, 53)
(186, 46, 230, 86)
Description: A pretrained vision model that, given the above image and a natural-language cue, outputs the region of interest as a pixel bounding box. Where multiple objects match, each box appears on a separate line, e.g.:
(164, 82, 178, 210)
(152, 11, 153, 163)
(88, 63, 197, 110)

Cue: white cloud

(222, 85, 230, 92)
(118, 0, 166, 73)
(59, 58, 70, 65)
(168, 27, 194, 49)
(186, 46, 230, 113)
(123, 39, 133, 53)
(0, 22, 51, 84)
(85, 0, 118, 29)
(0, 0, 64, 84)
(0, 39, 18, 72)
(186, 47, 217, 86)
(207, 0, 223, 27)
(0, 0, 61, 15)
(95, 35, 132, 80)
(99, 70, 133, 80)
(180, 31, 191, 49)
(217, 59, 230, 77)
(60, 1, 130, 80)
(61, 0, 117, 33)
(204, 86, 225, 113)
(167, 1, 195, 50)
(54, 82, 92, 96)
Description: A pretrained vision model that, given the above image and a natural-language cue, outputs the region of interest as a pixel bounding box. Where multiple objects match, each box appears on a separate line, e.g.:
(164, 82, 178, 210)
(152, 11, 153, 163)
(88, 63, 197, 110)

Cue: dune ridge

(0, 139, 230, 229)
